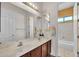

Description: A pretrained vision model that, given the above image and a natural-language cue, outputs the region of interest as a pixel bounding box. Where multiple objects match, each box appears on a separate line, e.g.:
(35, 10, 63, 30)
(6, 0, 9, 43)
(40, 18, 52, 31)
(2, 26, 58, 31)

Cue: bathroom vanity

(21, 40, 51, 57)
(0, 38, 51, 57)
(0, 2, 52, 57)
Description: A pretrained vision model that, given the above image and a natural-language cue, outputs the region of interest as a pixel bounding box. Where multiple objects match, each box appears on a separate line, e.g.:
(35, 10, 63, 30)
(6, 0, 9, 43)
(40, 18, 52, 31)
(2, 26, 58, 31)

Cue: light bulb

(29, 3, 33, 6)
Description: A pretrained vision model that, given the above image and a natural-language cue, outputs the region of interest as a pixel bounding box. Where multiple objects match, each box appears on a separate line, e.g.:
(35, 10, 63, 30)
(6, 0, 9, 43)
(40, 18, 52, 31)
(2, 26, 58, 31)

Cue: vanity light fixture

(43, 14, 50, 21)
(34, 4, 38, 10)
(28, 2, 33, 6)
(27, 2, 38, 11)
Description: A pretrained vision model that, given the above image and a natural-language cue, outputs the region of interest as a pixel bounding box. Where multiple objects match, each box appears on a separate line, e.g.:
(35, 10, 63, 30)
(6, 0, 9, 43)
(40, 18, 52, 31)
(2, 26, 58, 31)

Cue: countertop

(0, 37, 51, 57)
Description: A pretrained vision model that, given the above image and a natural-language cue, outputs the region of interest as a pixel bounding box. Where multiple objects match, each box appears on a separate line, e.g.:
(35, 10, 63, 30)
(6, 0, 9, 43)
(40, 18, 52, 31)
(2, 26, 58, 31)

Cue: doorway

(58, 3, 77, 57)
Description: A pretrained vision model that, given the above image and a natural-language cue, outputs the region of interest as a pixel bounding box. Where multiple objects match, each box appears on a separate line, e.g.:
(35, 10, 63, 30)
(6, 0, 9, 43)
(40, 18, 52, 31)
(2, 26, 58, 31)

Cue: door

(31, 46, 42, 57)
(77, 3, 79, 55)
(58, 3, 77, 57)
(48, 40, 51, 56)
(42, 42, 48, 57)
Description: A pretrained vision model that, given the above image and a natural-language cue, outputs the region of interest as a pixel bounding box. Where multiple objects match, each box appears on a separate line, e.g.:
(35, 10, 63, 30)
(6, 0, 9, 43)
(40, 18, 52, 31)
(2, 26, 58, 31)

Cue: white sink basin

(0, 41, 14, 49)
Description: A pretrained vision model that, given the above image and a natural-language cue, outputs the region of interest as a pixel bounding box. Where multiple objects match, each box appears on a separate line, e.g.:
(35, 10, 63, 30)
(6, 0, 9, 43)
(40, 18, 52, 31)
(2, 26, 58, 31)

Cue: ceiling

(35, 2, 75, 11)
(32, 2, 75, 12)
(58, 2, 75, 11)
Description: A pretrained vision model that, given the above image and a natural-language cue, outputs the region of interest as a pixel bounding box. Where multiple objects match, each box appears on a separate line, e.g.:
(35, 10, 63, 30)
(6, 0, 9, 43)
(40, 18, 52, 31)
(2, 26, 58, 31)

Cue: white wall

(42, 2, 58, 56)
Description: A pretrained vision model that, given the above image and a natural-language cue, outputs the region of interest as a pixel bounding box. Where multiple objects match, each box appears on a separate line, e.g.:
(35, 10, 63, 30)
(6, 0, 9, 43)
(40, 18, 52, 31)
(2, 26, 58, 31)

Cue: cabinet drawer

(42, 43, 48, 57)
(48, 40, 51, 56)
(21, 40, 51, 57)
(31, 46, 42, 57)
(21, 52, 31, 57)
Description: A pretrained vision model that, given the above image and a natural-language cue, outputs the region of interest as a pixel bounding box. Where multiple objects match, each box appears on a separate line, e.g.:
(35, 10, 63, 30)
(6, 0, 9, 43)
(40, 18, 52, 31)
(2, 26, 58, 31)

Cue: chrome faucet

(38, 33, 44, 41)
(0, 42, 2, 44)
(17, 42, 23, 47)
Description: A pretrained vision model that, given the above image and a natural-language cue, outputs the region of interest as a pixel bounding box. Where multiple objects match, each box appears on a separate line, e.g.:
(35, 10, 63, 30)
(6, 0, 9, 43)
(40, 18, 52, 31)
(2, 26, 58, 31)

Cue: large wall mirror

(0, 2, 1, 32)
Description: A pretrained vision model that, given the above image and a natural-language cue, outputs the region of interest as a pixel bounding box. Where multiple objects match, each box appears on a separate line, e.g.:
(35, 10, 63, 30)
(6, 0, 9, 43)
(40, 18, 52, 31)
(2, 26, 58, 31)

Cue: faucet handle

(12, 34, 15, 36)
(17, 42, 23, 47)
(0, 42, 2, 44)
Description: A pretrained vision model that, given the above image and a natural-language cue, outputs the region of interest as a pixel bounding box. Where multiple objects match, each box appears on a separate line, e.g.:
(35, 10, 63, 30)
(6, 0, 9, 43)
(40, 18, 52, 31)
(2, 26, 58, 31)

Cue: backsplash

(33, 15, 53, 38)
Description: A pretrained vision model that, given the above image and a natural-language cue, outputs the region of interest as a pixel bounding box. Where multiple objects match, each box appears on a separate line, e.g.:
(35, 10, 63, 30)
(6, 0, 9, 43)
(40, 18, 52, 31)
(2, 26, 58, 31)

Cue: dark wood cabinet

(21, 40, 51, 57)
(48, 40, 51, 56)
(21, 52, 31, 57)
(31, 46, 42, 57)
(42, 43, 48, 57)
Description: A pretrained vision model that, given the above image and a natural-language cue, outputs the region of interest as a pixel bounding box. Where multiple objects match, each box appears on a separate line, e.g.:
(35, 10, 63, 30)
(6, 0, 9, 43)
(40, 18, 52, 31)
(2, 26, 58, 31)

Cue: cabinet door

(31, 46, 42, 57)
(21, 52, 31, 57)
(48, 40, 51, 56)
(42, 43, 48, 57)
